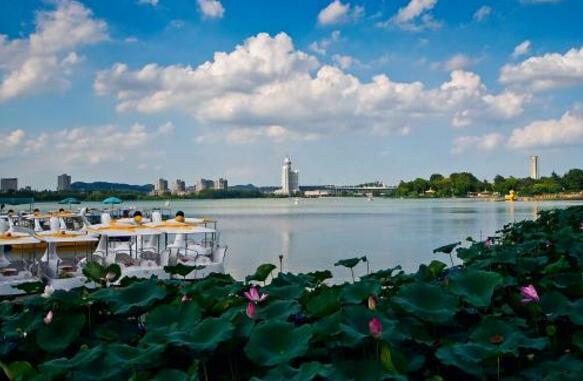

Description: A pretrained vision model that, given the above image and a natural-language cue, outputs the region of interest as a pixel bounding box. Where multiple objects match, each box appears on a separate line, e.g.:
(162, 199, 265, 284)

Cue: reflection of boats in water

(504, 190, 518, 202)
(0, 207, 228, 294)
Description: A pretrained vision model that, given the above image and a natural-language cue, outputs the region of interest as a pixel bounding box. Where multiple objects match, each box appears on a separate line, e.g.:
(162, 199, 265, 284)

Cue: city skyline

(1, 1, 582, 189)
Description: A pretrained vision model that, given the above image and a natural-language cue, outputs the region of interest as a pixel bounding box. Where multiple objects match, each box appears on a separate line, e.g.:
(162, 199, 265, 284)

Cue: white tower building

(281, 156, 300, 195)
(529, 155, 539, 180)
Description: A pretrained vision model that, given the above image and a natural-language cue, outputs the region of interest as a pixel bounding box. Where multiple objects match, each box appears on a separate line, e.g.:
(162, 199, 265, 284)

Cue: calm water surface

(33, 198, 583, 280)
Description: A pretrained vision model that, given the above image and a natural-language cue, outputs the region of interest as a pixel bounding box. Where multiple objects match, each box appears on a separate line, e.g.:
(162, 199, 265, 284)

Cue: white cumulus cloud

(94, 32, 529, 143)
(508, 109, 583, 149)
(0, 0, 107, 102)
(500, 46, 583, 90)
(197, 0, 225, 19)
(378, 0, 440, 31)
(317, 1, 363, 26)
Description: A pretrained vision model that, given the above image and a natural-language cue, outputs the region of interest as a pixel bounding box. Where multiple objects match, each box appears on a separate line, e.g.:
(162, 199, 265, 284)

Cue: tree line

(393, 169, 583, 198)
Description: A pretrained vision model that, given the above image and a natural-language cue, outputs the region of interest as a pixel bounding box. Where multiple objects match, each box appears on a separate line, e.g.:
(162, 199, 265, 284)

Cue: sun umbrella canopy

(102, 197, 123, 205)
(58, 197, 80, 205)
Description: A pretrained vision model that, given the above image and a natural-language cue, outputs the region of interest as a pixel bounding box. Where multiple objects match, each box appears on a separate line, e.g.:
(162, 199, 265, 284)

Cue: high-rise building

(197, 178, 214, 192)
(281, 156, 300, 195)
(0, 178, 18, 192)
(172, 179, 186, 195)
(153, 178, 169, 195)
(529, 155, 539, 180)
(57, 173, 72, 191)
(215, 178, 228, 190)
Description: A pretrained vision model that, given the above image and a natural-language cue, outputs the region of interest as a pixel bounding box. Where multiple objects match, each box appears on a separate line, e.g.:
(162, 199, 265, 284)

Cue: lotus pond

(1, 206, 582, 380)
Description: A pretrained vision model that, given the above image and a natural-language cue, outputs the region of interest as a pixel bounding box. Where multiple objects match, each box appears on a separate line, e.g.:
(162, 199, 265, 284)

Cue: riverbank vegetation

(393, 168, 583, 198)
(1, 206, 582, 380)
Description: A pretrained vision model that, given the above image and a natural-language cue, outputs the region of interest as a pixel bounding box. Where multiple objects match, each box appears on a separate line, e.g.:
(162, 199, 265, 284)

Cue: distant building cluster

(151, 177, 229, 196)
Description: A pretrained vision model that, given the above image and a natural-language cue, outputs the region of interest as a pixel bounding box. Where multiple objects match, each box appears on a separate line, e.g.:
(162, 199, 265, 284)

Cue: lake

(30, 198, 583, 280)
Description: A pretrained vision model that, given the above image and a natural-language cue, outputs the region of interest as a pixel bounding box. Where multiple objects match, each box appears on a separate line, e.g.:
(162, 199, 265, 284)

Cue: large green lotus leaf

(252, 362, 333, 381)
(415, 260, 447, 281)
(306, 287, 341, 318)
(312, 311, 342, 343)
(264, 281, 305, 300)
(145, 302, 201, 331)
(0, 361, 37, 380)
(150, 369, 188, 381)
(392, 282, 458, 323)
(573, 331, 583, 353)
(257, 300, 300, 321)
(246, 263, 277, 282)
(448, 269, 502, 307)
(340, 279, 381, 304)
(36, 312, 85, 353)
(329, 359, 401, 381)
(435, 342, 493, 378)
(334, 257, 363, 269)
(469, 317, 547, 355)
(543, 256, 571, 273)
(40, 344, 163, 381)
(188, 316, 235, 352)
(49, 289, 87, 308)
(433, 242, 461, 254)
(91, 280, 167, 315)
(540, 273, 583, 297)
(163, 263, 198, 277)
(338, 306, 374, 347)
(245, 321, 313, 366)
(520, 354, 583, 381)
(13, 281, 45, 294)
(94, 318, 141, 343)
(305, 270, 333, 285)
(540, 291, 583, 324)
(2, 308, 43, 338)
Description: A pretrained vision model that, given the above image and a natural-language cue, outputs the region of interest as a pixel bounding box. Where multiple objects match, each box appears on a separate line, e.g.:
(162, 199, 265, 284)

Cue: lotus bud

(181, 294, 192, 303)
(41, 285, 54, 298)
(105, 272, 117, 282)
(369, 317, 382, 338)
(520, 284, 540, 303)
(43, 310, 54, 325)
(367, 296, 377, 311)
(484, 239, 493, 248)
(246, 302, 255, 319)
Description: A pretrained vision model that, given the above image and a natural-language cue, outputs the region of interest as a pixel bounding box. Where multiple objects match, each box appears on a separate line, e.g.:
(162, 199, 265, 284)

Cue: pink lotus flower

(484, 239, 493, 248)
(246, 302, 255, 319)
(520, 284, 540, 303)
(367, 296, 377, 311)
(580, 222, 583, 232)
(369, 317, 382, 338)
(181, 294, 192, 303)
(43, 310, 53, 325)
(244, 286, 268, 304)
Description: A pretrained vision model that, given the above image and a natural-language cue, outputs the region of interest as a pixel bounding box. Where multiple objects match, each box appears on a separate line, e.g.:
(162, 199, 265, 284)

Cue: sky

(1, 0, 582, 189)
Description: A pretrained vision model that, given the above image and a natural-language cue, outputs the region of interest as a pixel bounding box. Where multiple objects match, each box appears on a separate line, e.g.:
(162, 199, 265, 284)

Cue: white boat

(0, 219, 41, 296)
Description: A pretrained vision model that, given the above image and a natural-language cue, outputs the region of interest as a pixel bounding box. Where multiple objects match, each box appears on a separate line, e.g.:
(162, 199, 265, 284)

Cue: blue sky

(1, 0, 582, 189)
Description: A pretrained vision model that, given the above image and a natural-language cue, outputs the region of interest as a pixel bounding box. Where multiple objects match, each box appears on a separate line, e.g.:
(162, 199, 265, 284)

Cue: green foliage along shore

(1, 207, 583, 380)
(394, 168, 583, 197)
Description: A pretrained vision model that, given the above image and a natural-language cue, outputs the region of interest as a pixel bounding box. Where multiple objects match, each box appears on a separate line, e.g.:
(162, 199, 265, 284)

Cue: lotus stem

(448, 253, 454, 267)
(497, 354, 500, 381)
(350, 268, 355, 282)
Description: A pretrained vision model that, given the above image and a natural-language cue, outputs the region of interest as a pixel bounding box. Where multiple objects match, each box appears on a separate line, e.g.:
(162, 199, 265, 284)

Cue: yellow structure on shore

(504, 190, 518, 202)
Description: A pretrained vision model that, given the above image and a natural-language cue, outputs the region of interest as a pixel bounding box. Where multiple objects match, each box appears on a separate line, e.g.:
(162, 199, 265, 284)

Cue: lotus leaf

(91, 280, 167, 315)
(36, 312, 85, 353)
(245, 321, 313, 366)
(340, 279, 381, 304)
(392, 282, 458, 323)
(448, 269, 503, 307)
(305, 286, 341, 318)
(247, 263, 277, 283)
(257, 299, 300, 321)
